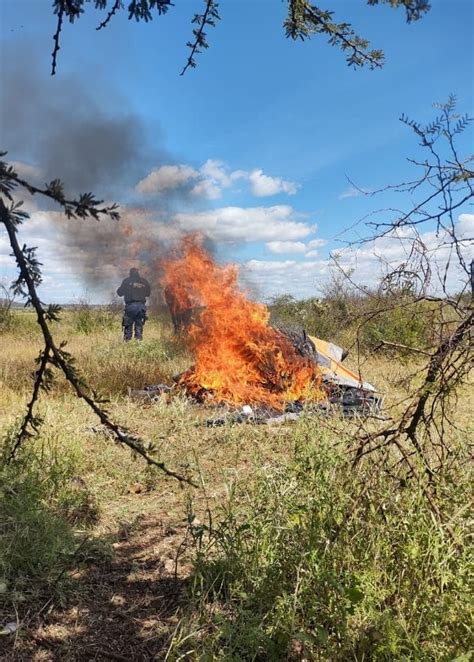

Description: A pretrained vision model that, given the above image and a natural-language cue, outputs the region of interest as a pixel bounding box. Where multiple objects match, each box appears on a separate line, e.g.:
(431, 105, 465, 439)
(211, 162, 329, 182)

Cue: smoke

(0, 40, 214, 300)
(0, 40, 156, 197)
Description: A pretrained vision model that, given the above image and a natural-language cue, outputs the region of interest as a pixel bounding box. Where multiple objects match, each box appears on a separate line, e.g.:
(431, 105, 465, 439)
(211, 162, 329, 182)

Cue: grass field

(0, 309, 472, 660)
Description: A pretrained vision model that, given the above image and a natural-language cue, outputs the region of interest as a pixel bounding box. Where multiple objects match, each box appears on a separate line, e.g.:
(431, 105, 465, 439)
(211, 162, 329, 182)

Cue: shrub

(71, 300, 118, 335)
(0, 284, 13, 332)
(270, 292, 435, 354)
(359, 297, 433, 352)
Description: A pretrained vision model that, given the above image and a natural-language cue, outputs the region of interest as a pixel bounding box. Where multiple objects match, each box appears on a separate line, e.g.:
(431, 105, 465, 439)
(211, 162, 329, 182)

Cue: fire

(160, 235, 322, 410)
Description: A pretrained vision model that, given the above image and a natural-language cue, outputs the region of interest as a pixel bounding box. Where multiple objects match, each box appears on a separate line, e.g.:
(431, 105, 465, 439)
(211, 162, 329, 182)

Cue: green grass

(170, 426, 472, 660)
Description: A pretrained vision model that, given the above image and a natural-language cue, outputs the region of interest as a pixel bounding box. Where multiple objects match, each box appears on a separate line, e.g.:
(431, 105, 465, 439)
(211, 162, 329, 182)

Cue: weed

(0, 430, 100, 605)
(173, 425, 472, 660)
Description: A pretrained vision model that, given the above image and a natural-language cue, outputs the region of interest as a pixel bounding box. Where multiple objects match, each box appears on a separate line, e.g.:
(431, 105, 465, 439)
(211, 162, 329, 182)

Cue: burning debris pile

(151, 235, 381, 420)
(160, 236, 324, 411)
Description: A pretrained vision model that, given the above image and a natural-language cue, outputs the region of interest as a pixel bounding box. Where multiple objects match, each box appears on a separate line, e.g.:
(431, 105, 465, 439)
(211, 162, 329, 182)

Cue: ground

(0, 311, 471, 660)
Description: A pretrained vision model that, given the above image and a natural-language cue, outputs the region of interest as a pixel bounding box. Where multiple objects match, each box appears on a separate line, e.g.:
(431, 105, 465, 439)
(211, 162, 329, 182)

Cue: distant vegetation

(269, 283, 449, 355)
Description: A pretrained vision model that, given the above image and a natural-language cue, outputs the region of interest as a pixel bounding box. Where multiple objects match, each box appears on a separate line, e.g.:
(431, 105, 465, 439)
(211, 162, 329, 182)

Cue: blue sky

(0, 0, 473, 302)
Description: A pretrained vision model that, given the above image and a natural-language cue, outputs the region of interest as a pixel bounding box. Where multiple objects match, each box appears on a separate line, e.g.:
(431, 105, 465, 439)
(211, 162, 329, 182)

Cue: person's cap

(129, 268, 139, 277)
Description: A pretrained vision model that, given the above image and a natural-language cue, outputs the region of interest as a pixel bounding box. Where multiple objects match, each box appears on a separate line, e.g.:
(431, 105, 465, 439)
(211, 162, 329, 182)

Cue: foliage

(269, 290, 435, 353)
(43, 0, 431, 76)
(71, 300, 118, 335)
(360, 295, 435, 351)
(173, 427, 472, 660)
(0, 284, 13, 332)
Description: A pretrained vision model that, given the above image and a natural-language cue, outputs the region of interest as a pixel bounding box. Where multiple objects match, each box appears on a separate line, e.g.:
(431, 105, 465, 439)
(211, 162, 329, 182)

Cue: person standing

(164, 284, 192, 334)
(117, 268, 151, 341)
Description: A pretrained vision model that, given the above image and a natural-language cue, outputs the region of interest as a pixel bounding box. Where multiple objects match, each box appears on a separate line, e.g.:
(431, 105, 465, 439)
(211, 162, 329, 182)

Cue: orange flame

(161, 235, 322, 410)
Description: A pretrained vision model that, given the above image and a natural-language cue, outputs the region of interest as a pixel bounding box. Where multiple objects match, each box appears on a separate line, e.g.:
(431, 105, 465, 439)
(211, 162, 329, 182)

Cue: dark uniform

(117, 269, 151, 341)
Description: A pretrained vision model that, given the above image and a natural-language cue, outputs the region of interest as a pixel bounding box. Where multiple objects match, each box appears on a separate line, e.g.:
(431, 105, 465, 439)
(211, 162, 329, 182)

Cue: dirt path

(1, 500, 191, 661)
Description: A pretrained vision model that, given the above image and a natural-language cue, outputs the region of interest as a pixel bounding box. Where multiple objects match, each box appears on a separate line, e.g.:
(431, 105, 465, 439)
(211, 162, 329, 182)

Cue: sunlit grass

(0, 309, 471, 660)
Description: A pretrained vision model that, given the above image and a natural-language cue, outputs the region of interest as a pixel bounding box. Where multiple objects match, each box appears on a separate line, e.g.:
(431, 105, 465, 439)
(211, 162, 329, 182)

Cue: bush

(270, 292, 435, 354)
(173, 424, 471, 660)
(0, 285, 13, 333)
(71, 300, 118, 335)
(359, 296, 433, 352)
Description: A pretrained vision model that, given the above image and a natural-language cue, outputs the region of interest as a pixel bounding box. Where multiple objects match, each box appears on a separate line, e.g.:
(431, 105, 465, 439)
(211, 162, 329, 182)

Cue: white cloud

(136, 164, 198, 195)
(190, 180, 222, 200)
(266, 241, 307, 254)
(266, 237, 327, 257)
(173, 205, 314, 243)
(244, 214, 472, 299)
(331, 218, 473, 293)
(457, 213, 474, 238)
(136, 159, 300, 199)
(248, 169, 300, 197)
(244, 259, 328, 299)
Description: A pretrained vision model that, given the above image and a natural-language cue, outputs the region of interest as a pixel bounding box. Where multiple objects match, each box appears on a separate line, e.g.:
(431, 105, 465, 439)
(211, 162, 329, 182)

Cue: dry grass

(0, 311, 472, 660)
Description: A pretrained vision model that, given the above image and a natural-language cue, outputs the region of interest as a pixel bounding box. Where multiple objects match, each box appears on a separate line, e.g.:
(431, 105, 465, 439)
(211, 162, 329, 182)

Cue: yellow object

(309, 336, 376, 392)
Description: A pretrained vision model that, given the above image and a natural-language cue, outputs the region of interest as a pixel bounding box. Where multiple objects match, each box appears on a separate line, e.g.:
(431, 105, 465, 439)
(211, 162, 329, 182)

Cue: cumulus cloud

(135, 159, 300, 199)
(244, 214, 473, 299)
(244, 259, 328, 299)
(136, 164, 198, 195)
(332, 218, 473, 293)
(266, 241, 307, 254)
(0, 203, 315, 301)
(457, 213, 474, 238)
(190, 179, 222, 200)
(173, 205, 314, 243)
(248, 169, 300, 197)
(266, 237, 327, 257)
(10, 160, 44, 181)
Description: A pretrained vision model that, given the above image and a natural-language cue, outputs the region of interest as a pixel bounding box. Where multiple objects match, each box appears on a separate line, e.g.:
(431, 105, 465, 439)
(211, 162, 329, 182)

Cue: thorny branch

(340, 98, 473, 512)
(47, 0, 431, 76)
(1, 167, 120, 221)
(51, 0, 65, 76)
(0, 156, 196, 487)
(96, 0, 122, 30)
(10, 348, 52, 460)
(180, 0, 220, 76)
(285, 1, 384, 69)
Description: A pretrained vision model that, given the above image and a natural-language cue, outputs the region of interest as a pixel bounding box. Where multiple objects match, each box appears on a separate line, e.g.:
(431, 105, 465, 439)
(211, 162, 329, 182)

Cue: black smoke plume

(0, 40, 213, 301)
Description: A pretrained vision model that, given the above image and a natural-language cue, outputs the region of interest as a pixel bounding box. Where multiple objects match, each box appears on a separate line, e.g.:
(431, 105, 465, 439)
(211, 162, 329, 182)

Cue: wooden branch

(2, 168, 119, 220)
(180, 0, 218, 76)
(9, 348, 51, 460)
(96, 0, 122, 31)
(51, 1, 64, 76)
